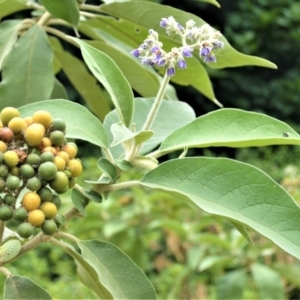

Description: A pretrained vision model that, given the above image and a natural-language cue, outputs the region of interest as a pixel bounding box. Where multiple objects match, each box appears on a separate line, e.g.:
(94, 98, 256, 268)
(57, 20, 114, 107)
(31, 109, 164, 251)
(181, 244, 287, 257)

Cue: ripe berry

(3, 150, 19, 168)
(22, 192, 41, 211)
(32, 110, 52, 128)
(62, 143, 77, 159)
(54, 156, 66, 171)
(41, 219, 58, 235)
(56, 151, 69, 163)
(28, 209, 45, 226)
(0, 107, 20, 125)
(8, 117, 27, 134)
(38, 162, 57, 181)
(0, 127, 14, 143)
(67, 159, 82, 177)
(17, 222, 34, 238)
(13, 207, 28, 222)
(0, 141, 7, 153)
(40, 202, 57, 219)
(24, 123, 45, 146)
(0, 205, 13, 221)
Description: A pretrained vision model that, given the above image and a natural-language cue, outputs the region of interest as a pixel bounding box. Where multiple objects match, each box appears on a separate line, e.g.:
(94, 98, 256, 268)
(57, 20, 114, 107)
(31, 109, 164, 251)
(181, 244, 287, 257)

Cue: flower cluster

(131, 16, 224, 76)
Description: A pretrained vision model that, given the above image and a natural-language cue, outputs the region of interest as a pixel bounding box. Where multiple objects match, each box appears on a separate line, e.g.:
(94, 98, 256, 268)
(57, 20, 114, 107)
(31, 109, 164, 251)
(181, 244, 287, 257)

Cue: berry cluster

(131, 16, 224, 76)
(0, 107, 82, 238)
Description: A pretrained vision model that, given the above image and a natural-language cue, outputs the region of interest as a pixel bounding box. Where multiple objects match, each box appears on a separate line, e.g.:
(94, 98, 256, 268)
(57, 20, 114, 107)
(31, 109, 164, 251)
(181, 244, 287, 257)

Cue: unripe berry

(41, 219, 58, 235)
(37, 187, 53, 202)
(50, 171, 69, 193)
(51, 195, 61, 209)
(0, 179, 6, 192)
(19, 164, 35, 179)
(3, 194, 16, 206)
(0, 205, 13, 221)
(0, 164, 8, 177)
(26, 177, 42, 191)
(50, 130, 65, 146)
(51, 118, 66, 133)
(40, 152, 54, 163)
(32, 110, 52, 129)
(0, 107, 20, 125)
(6, 175, 20, 191)
(28, 209, 45, 226)
(0, 127, 14, 143)
(13, 207, 28, 222)
(8, 117, 27, 134)
(26, 153, 40, 167)
(3, 150, 19, 168)
(17, 222, 34, 238)
(24, 123, 45, 146)
(38, 162, 57, 181)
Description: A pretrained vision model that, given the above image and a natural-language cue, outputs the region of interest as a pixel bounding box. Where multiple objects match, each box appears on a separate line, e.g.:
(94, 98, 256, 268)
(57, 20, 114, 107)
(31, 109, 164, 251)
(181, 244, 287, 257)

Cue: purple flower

(204, 55, 216, 63)
(167, 67, 175, 76)
(160, 18, 168, 27)
(177, 23, 184, 31)
(182, 47, 193, 57)
(212, 41, 224, 49)
(141, 58, 154, 65)
(157, 58, 166, 66)
(131, 49, 140, 57)
(200, 47, 211, 57)
(177, 59, 187, 69)
(140, 43, 148, 50)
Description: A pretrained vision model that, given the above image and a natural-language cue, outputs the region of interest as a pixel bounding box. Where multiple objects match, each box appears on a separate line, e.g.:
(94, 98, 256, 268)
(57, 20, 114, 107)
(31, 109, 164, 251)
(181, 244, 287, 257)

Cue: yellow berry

(32, 110, 52, 128)
(67, 159, 82, 177)
(22, 192, 41, 211)
(56, 151, 69, 164)
(54, 156, 66, 171)
(0, 107, 20, 125)
(8, 117, 27, 134)
(28, 209, 45, 226)
(3, 150, 19, 168)
(62, 143, 77, 159)
(24, 123, 45, 146)
(39, 202, 57, 219)
(0, 141, 7, 153)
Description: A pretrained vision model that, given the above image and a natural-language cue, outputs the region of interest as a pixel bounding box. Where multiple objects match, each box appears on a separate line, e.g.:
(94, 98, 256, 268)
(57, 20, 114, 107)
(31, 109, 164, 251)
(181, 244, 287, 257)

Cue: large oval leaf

(0, 25, 54, 109)
(140, 157, 300, 259)
(18, 100, 109, 148)
(4, 276, 52, 300)
(104, 97, 196, 158)
(70, 38, 134, 128)
(39, 0, 79, 27)
(78, 240, 157, 299)
(0, 0, 29, 19)
(0, 20, 22, 70)
(158, 108, 300, 155)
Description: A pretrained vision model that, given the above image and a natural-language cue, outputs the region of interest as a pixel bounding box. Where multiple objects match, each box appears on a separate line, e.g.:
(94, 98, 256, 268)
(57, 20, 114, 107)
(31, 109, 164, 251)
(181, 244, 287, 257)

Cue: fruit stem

(93, 180, 140, 193)
(37, 11, 52, 26)
(0, 267, 12, 277)
(53, 231, 79, 244)
(0, 221, 5, 245)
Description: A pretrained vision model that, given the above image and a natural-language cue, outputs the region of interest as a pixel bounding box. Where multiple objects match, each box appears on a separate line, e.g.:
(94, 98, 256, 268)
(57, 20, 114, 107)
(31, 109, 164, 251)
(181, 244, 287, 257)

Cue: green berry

(51, 118, 66, 133)
(6, 175, 20, 191)
(13, 207, 28, 222)
(37, 187, 53, 202)
(0, 178, 6, 192)
(3, 194, 16, 206)
(41, 219, 58, 235)
(17, 222, 34, 238)
(51, 195, 61, 209)
(38, 162, 57, 181)
(26, 153, 40, 167)
(49, 171, 69, 193)
(0, 205, 13, 221)
(19, 164, 35, 179)
(40, 152, 54, 163)
(50, 130, 65, 146)
(0, 165, 8, 177)
(26, 177, 42, 191)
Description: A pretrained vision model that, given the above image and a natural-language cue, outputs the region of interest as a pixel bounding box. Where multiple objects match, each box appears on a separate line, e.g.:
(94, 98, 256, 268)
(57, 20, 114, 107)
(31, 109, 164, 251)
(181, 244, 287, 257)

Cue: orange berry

(22, 192, 41, 211)
(28, 209, 45, 226)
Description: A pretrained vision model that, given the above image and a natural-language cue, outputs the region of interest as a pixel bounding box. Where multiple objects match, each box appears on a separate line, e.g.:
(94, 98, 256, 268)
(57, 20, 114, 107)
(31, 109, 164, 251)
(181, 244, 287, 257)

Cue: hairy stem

(0, 221, 6, 245)
(79, 4, 101, 13)
(0, 267, 12, 277)
(94, 180, 140, 193)
(54, 231, 79, 243)
(43, 26, 80, 48)
(37, 11, 52, 26)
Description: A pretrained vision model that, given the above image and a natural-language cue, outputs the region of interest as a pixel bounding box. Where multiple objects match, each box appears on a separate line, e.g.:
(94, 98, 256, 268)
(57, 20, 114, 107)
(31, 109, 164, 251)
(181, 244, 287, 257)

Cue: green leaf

(104, 97, 196, 158)
(0, 239, 21, 263)
(198, 255, 228, 272)
(18, 100, 109, 149)
(39, 0, 79, 27)
(49, 37, 110, 121)
(70, 38, 134, 127)
(0, 20, 22, 70)
(49, 78, 68, 100)
(85, 190, 102, 204)
(78, 240, 157, 299)
(159, 108, 300, 154)
(0, 0, 29, 19)
(0, 25, 54, 109)
(273, 263, 300, 287)
(251, 263, 284, 299)
(140, 157, 300, 259)
(216, 270, 247, 299)
(230, 221, 254, 246)
(71, 189, 87, 216)
(4, 275, 52, 300)
(196, 0, 220, 7)
(111, 122, 153, 147)
(115, 159, 133, 171)
(97, 158, 117, 183)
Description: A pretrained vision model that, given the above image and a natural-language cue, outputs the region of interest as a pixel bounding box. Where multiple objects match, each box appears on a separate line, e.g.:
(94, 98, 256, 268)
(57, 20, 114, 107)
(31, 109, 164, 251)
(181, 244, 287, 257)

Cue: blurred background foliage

(1, 0, 300, 299)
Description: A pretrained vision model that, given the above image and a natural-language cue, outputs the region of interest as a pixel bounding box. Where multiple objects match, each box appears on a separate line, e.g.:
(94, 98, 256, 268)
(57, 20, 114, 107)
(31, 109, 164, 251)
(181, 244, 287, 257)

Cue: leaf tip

(213, 98, 223, 108)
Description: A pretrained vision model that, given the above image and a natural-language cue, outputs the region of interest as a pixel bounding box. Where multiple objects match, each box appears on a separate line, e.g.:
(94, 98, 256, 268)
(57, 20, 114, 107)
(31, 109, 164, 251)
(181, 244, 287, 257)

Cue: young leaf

(140, 157, 300, 260)
(49, 38, 110, 121)
(71, 189, 87, 216)
(196, 0, 220, 7)
(85, 190, 102, 203)
(229, 221, 254, 246)
(115, 159, 133, 171)
(97, 158, 117, 183)
(78, 240, 157, 299)
(69, 38, 134, 127)
(0, 0, 29, 19)
(0, 25, 54, 109)
(251, 263, 284, 299)
(0, 20, 22, 70)
(0, 239, 21, 263)
(159, 108, 300, 154)
(104, 98, 196, 158)
(39, 0, 79, 27)
(4, 276, 52, 300)
(216, 270, 247, 299)
(18, 99, 109, 149)
(111, 122, 153, 147)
